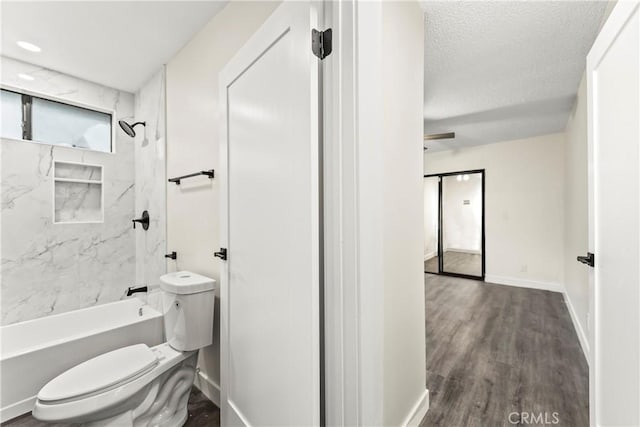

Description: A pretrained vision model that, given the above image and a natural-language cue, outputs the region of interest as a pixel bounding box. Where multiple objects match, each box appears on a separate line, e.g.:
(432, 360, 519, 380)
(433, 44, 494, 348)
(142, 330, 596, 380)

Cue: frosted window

(1, 90, 23, 140)
(32, 98, 112, 152)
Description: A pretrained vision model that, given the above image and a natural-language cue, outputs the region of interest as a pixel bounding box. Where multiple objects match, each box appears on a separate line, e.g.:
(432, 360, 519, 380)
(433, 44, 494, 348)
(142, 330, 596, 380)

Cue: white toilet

(32, 271, 215, 427)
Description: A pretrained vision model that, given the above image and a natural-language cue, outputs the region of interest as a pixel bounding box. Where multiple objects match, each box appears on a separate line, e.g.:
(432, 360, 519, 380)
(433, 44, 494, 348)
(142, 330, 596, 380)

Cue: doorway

(424, 169, 485, 280)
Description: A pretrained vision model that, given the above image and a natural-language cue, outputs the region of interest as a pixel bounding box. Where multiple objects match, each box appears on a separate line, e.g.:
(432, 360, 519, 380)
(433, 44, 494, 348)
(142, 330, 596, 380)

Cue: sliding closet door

(441, 172, 484, 278)
(423, 176, 440, 274)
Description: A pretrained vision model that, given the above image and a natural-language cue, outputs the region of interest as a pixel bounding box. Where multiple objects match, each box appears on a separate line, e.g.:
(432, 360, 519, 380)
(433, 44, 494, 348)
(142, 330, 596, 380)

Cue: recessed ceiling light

(16, 41, 41, 52)
(18, 73, 34, 81)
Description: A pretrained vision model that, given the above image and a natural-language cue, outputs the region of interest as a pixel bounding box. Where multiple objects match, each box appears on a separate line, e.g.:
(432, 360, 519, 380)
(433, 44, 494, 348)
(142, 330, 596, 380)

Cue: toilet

(32, 271, 215, 427)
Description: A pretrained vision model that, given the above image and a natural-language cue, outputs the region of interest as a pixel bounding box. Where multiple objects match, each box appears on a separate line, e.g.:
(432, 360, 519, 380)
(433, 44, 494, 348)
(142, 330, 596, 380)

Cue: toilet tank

(160, 271, 216, 351)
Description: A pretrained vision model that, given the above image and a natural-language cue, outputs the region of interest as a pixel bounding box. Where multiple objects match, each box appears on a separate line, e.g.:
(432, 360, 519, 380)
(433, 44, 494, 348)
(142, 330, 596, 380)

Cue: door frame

(322, 1, 386, 425)
(423, 169, 486, 281)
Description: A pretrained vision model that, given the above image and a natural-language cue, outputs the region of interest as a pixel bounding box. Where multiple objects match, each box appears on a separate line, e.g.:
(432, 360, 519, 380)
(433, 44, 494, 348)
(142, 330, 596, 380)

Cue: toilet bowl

(32, 272, 215, 427)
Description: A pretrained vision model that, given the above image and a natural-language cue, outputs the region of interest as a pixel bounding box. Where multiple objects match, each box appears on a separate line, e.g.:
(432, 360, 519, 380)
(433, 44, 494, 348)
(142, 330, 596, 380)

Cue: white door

(219, 2, 321, 426)
(587, 2, 640, 425)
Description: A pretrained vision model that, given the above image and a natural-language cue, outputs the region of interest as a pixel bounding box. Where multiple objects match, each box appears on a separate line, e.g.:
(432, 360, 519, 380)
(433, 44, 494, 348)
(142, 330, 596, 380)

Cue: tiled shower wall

(134, 69, 167, 288)
(0, 57, 166, 325)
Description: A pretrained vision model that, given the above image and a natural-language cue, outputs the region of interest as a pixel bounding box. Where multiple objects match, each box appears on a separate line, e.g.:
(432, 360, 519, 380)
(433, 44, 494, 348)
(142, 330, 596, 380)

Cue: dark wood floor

(4, 276, 588, 427)
(420, 274, 589, 427)
(183, 387, 220, 427)
(1, 387, 219, 427)
(425, 251, 482, 277)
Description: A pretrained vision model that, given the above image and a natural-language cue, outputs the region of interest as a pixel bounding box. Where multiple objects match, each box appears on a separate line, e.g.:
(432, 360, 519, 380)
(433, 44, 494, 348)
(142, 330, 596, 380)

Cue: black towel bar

(168, 169, 215, 185)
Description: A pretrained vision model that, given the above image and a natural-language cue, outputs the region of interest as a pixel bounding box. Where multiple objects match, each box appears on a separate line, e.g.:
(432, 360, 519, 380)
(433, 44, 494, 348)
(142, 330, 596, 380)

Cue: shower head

(118, 120, 146, 137)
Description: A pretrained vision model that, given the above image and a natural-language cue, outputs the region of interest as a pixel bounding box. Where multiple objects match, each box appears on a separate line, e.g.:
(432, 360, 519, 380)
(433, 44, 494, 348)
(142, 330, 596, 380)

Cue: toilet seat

(33, 343, 194, 424)
(38, 344, 158, 403)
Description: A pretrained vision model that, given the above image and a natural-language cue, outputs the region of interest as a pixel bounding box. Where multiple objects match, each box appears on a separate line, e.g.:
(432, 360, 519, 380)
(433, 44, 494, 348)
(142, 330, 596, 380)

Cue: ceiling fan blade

(424, 131, 455, 140)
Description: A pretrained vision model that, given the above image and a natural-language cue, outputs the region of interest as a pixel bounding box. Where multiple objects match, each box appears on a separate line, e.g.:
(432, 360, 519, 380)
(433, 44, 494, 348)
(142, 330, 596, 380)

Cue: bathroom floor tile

(1, 387, 220, 427)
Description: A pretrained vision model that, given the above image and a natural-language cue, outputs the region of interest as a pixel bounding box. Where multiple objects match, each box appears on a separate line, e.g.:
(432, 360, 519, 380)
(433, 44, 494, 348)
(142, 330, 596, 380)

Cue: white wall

(563, 75, 590, 354)
(165, 0, 280, 404)
(382, 1, 428, 425)
(423, 177, 438, 258)
(425, 133, 565, 290)
(442, 174, 482, 253)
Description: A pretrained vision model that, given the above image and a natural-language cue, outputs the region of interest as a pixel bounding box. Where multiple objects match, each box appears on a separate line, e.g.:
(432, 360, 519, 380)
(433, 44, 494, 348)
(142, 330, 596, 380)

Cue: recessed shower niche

(53, 161, 103, 223)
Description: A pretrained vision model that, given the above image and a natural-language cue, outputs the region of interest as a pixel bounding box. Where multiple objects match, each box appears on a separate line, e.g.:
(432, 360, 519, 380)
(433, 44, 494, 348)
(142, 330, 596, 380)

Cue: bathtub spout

(126, 286, 148, 297)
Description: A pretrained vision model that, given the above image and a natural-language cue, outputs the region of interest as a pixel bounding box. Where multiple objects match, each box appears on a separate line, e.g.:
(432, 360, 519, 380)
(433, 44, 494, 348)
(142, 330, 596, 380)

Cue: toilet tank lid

(160, 271, 216, 294)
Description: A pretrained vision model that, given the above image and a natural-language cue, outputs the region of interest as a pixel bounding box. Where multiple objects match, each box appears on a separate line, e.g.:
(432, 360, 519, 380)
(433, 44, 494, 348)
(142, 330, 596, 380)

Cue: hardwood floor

(421, 274, 589, 427)
(1, 387, 220, 427)
(183, 387, 220, 427)
(425, 251, 482, 277)
(3, 276, 588, 427)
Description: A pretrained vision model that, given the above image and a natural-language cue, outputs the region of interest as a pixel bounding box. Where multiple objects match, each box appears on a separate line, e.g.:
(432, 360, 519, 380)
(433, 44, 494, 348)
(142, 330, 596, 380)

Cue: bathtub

(0, 298, 164, 423)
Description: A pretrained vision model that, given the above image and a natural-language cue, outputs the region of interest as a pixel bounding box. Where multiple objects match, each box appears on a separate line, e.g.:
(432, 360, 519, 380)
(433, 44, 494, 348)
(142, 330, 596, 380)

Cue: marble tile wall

(53, 162, 103, 223)
(0, 57, 136, 325)
(54, 162, 102, 180)
(134, 69, 167, 289)
(53, 181, 103, 223)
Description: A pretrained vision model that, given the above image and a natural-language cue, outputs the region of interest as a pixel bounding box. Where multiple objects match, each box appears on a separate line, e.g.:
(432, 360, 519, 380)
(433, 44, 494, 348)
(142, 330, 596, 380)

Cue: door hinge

(312, 28, 332, 60)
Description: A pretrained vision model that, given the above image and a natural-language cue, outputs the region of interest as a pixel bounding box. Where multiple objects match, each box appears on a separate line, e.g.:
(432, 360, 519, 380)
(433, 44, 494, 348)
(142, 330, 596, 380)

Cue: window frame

(0, 85, 116, 154)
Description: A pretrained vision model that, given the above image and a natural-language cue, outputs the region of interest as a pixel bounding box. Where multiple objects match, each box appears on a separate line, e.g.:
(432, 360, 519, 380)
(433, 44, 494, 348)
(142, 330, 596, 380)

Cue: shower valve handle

(132, 210, 150, 230)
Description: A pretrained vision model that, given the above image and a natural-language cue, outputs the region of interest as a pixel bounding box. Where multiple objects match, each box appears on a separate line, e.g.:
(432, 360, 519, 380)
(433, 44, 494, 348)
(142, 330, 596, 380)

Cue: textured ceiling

(423, 1, 607, 152)
(0, 1, 228, 93)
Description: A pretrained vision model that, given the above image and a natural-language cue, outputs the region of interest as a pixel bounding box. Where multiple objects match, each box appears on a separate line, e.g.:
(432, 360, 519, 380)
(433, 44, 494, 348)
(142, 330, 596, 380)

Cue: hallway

(421, 275, 588, 426)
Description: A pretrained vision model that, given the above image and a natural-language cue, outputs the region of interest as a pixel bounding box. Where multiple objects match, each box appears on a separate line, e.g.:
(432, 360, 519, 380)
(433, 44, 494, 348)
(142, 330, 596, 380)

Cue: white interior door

(219, 2, 321, 426)
(587, 2, 640, 425)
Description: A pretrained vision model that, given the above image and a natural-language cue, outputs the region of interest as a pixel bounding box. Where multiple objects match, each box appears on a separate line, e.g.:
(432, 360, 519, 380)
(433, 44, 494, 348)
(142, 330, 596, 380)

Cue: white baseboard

(563, 292, 590, 363)
(484, 275, 564, 293)
(402, 389, 429, 427)
(1, 396, 35, 423)
(424, 251, 437, 261)
(193, 369, 221, 407)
